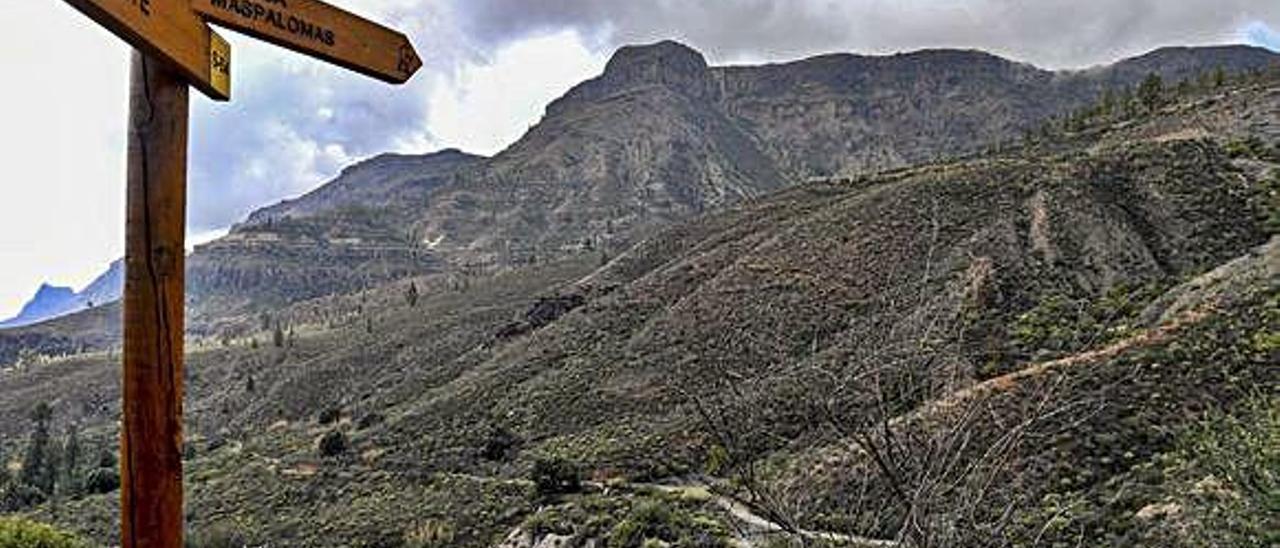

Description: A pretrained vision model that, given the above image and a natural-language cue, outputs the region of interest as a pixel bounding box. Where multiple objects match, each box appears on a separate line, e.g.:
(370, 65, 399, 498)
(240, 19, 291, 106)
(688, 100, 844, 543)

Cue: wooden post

(121, 50, 189, 548)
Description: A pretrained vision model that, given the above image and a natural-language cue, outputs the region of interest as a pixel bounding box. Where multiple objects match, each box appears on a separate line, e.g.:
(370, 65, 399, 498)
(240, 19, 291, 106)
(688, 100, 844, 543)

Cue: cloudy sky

(1, 0, 1279, 318)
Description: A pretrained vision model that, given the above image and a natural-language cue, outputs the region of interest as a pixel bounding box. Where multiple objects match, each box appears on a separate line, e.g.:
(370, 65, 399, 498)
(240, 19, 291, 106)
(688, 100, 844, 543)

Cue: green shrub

(1225, 136, 1267, 160)
(1010, 283, 1165, 361)
(317, 430, 348, 457)
(1179, 396, 1280, 544)
(82, 467, 120, 495)
(607, 501, 710, 547)
(480, 424, 520, 462)
(530, 457, 582, 499)
(0, 481, 46, 512)
(0, 518, 85, 548)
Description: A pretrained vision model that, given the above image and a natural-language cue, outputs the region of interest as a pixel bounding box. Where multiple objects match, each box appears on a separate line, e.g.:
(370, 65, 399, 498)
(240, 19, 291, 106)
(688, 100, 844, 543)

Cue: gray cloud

(188, 59, 428, 230)
(450, 0, 1280, 68)
(184, 1, 486, 231)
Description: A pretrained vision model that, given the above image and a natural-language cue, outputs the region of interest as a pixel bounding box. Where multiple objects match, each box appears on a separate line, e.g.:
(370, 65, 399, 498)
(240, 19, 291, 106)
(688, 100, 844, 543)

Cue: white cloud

(428, 31, 605, 155)
(0, 1, 129, 317)
(1245, 21, 1280, 51)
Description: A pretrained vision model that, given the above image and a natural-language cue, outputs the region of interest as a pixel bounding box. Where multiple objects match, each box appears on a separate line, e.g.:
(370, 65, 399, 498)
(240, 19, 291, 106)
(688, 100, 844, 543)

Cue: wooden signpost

(189, 0, 422, 83)
(63, 0, 232, 99)
(57, 1, 421, 546)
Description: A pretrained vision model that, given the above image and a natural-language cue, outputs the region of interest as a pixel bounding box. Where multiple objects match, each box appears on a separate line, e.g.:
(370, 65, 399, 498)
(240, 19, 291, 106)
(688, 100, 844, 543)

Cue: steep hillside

(5, 70, 1278, 546)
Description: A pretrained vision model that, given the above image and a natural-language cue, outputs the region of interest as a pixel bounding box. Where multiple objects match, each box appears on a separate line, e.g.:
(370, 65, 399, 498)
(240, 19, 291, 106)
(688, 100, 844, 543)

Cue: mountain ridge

(0, 259, 122, 329)
(178, 40, 1278, 317)
(5, 40, 1275, 331)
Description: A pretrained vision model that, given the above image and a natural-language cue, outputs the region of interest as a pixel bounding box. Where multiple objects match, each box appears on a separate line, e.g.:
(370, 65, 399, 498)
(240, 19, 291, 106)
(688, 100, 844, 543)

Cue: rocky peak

(33, 283, 74, 300)
(603, 40, 709, 84)
(551, 40, 716, 112)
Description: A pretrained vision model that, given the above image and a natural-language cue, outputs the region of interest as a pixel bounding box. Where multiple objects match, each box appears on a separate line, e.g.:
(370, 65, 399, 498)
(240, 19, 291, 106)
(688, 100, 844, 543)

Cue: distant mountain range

(0, 259, 122, 328)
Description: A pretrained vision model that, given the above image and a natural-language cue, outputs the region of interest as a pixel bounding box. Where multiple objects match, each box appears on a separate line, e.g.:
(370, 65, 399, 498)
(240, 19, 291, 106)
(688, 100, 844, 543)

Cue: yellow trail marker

(63, 0, 232, 100)
(190, 0, 422, 83)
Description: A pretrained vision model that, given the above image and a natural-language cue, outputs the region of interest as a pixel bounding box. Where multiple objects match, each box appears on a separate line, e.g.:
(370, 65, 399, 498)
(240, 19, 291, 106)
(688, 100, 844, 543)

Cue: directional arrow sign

(190, 0, 422, 83)
(62, 0, 232, 100)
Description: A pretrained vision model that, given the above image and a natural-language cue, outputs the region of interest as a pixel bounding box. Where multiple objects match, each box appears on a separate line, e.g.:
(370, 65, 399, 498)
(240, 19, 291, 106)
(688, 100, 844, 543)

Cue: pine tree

(1118, 87, 1136, 118)
(62, 424, 80, 496)
(273, 322, 285, 348)
(21, 402, 54, 496)
(1213, 67, 1226, 88)
(1099, 89, 1115, 117)
(1138, 73, 1165, 112)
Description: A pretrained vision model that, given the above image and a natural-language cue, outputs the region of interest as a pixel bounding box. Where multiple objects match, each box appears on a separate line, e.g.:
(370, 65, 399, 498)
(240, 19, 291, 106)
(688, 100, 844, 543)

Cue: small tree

(62, 425, 80, 497)
(1098, 89, 1115, 117)
(405, 281, 419, 308)
(21, 403, 55, 497)
(530, 457, 581, 499)
(1118, 86, 1137, 118)
(83, 468, 120, 495)
(1212, 67, 1226, 88)
(272, 323, 285, 349)
(1138, 73, 1165, 112)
